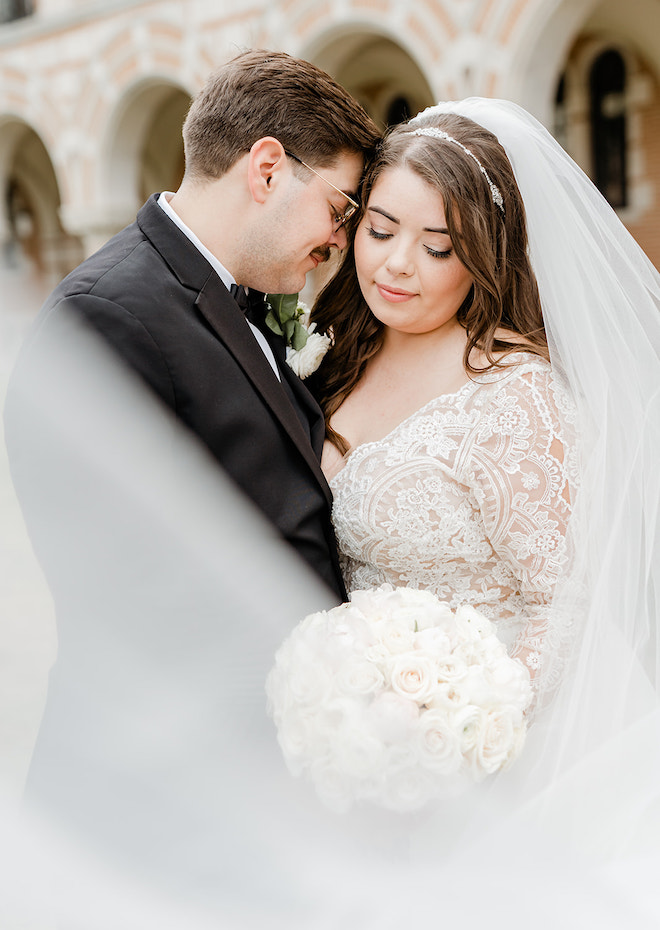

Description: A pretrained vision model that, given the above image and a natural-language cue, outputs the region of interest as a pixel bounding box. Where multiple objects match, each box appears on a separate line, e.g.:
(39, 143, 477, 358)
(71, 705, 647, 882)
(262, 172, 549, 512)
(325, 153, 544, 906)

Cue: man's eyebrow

(367, 205, 449, 234)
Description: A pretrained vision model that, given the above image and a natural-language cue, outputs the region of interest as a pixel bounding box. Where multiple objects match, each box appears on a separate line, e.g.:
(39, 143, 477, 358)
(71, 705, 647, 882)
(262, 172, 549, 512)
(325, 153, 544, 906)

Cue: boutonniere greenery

(265, 293, 332, 379)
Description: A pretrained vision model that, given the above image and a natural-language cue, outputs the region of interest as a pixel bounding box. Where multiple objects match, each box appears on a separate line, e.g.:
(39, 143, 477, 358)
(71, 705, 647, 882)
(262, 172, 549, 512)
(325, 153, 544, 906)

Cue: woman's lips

(376, 283, 417, 302)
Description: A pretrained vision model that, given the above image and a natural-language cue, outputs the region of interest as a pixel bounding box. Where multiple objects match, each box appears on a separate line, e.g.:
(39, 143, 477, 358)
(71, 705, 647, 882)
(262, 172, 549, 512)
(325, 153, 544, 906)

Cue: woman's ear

(246, 137, 288, 204)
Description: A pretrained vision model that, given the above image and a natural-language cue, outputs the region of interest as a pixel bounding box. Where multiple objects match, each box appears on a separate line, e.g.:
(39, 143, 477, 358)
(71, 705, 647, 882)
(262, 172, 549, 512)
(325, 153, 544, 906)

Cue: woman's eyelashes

(366, 225, 452, 259)
(366, 226, 390, 241)
(425, 246, 453, 259)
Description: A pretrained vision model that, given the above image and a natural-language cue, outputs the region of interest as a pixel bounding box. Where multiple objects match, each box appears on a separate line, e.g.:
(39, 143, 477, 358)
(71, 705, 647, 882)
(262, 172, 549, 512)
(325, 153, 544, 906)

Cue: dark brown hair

(311, 113, 547, 451)
(182, 49, 380, 180)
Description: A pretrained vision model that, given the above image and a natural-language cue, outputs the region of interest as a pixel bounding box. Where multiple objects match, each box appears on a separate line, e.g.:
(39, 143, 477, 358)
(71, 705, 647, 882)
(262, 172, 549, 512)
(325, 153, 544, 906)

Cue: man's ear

(246, 137, 288, 204)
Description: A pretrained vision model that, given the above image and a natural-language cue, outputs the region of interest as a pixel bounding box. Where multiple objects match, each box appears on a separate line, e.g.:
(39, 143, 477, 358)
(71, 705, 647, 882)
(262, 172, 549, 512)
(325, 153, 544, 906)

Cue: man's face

(242, 151, 363, 295)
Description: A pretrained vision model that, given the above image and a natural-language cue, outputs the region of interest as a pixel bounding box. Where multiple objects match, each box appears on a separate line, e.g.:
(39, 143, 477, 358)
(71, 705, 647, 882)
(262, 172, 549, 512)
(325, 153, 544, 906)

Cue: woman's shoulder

(467, 351, 578, 438)
(468, 350, 574, 418)
(470, 350, 553, 390)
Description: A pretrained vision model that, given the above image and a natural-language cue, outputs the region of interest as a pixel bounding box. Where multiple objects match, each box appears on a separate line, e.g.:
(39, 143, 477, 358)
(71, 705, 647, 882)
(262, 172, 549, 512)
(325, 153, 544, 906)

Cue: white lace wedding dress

(329, 352, 577, 697)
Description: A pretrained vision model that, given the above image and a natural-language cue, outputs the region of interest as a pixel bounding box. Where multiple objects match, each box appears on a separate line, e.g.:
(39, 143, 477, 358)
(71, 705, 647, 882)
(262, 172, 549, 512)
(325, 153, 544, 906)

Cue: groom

(5, 50, 380, 601)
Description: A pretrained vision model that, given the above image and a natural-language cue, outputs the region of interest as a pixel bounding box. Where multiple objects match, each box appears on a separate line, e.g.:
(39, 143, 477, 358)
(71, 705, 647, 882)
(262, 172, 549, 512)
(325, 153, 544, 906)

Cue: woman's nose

(385, 241, 414, 276)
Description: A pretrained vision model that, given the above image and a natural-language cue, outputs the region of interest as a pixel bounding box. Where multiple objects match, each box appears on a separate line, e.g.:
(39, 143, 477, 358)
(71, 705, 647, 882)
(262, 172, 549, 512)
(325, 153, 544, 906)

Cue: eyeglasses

(284, 150, 360, 230)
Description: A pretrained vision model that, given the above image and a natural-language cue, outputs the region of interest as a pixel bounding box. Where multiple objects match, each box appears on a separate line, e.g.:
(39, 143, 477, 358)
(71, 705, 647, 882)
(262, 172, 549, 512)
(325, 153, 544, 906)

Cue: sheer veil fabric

(404, 99, 660, 882)
(1, 99, 660, 928)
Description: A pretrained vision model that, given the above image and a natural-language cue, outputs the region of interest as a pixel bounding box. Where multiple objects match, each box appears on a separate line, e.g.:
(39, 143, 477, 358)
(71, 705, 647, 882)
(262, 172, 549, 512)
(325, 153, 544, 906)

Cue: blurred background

(0, 0, 659, 312)
(0, 0, 659, 806)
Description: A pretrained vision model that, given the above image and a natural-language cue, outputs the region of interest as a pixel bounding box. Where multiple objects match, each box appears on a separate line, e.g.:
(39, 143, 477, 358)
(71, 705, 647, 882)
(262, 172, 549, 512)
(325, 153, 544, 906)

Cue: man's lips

(376, 282, 417, 302)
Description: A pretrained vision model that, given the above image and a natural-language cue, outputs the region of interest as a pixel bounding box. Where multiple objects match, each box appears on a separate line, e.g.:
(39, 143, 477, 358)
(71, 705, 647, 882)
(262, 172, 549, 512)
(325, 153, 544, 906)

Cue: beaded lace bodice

(329, 355, 578, 687)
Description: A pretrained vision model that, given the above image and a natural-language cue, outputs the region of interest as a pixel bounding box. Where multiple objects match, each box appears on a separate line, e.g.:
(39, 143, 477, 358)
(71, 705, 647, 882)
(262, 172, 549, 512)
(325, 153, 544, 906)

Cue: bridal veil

(2, 98, 660, 927)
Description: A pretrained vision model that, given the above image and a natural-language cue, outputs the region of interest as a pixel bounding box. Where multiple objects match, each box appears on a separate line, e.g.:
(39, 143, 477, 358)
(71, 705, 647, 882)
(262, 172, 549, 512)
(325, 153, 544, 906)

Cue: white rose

(389, 653, 439, 705)
(416, 708, 463, 775)
(335, 655, 385, 697)
(350, 584, 396, 621)
(374, 619, 416, 656)
(330, 723, 385, 780)
(388, 587, 453, 631)
(295, 300, 311, 325)
(285, 650, 333, 708)
(451, 704, 484, 757)
(452, 636, 491, 666)
(428, 679, 471, 711)
(366, 691, 419, 744)
(459, 665, 499, 708)
(286, 327, 331, 378)
(486, 656, 533, 709)
(435, 652, 469, 685)
(474, 708, 523, 774)
(414, 626, 452, 659)
(276, 707, 322, 772)
(324, 611, 373, 662)
(364, 640, 393, 665)
(454, 604, 495, 639)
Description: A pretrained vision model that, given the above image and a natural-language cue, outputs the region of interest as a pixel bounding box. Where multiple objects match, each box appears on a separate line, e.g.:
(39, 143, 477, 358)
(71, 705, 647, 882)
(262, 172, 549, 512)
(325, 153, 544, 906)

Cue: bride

(315, 108, 575, 708)
(311, 98, 660, 852)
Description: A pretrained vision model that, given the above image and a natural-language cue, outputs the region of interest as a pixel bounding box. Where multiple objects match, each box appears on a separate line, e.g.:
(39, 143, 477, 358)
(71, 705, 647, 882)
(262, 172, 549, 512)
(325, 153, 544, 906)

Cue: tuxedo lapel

(137, 194, 333, 506)
(195, 279, 332, 506)
(280, 363, 327, 459)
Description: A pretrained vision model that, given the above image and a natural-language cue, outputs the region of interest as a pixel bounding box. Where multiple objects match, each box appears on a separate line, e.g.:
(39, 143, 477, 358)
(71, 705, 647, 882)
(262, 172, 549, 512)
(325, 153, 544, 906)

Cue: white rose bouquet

(266, 585, 532, 813)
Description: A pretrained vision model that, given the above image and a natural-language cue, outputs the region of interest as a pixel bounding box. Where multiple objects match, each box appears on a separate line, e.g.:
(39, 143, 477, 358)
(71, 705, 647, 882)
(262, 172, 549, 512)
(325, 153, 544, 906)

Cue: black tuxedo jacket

(6, 194, 346, 601)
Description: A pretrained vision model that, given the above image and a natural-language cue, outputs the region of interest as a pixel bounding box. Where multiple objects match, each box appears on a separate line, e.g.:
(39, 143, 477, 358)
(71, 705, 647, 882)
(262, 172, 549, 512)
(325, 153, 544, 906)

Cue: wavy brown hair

(310, 113, 547, 452)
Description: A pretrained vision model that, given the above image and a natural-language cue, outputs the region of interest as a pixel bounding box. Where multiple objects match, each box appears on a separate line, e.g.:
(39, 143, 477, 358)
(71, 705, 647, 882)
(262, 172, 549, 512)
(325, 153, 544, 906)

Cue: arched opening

(590, 48, 627, 207)
(554, 27, 660, 267)
(0, 0, 34, 24)
(554, 74, 568, 151)
(138, 89, 189, 203)
(311, 31, 434, 130)
(0, 120, 81, 293)
(386, 96, 413, 128)
(104, 81, 190, 226)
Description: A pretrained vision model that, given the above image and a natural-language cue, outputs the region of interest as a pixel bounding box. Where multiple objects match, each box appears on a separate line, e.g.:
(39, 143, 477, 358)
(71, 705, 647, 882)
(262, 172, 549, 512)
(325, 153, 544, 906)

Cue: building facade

(1, 0, 659, 312)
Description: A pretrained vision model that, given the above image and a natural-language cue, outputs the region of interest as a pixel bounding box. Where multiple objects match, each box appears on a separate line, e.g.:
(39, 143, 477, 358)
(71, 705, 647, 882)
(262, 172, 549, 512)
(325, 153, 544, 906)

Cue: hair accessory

(410, 126, 505, 213)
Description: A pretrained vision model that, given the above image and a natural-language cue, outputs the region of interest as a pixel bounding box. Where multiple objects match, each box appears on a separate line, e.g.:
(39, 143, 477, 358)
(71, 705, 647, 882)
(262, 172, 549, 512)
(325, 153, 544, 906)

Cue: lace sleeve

(462, 363, 577, 699)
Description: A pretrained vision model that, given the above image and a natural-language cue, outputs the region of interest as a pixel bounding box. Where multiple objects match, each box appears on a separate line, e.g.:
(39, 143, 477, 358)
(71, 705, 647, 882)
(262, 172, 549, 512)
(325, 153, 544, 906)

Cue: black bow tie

(229, 283, 266, 325)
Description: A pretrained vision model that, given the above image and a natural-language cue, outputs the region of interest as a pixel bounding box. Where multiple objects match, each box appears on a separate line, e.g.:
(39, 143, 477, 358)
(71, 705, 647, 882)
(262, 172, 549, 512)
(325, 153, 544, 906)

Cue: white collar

(157, 192, 235, 291)
(156, 192, 281, 382)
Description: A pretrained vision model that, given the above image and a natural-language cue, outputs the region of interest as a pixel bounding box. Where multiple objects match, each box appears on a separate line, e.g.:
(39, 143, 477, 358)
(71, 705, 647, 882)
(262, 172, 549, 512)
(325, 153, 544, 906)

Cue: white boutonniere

(265, 294, 332, 379)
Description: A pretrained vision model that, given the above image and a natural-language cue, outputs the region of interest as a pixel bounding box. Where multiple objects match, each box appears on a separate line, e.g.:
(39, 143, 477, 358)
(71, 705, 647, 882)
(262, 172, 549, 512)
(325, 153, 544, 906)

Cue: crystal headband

(410, 127, 505, 213)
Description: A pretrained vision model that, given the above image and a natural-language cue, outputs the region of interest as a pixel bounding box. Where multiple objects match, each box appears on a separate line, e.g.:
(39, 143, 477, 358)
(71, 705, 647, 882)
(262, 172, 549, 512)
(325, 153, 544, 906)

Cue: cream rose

(416, 708, 463, 774)
(389, 652, 439, 705)
(474, 708, 522, 774)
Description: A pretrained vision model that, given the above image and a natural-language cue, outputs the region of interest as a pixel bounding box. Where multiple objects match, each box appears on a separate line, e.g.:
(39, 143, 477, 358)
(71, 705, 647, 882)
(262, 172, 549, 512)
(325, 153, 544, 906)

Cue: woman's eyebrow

(367, 205, 449, 235)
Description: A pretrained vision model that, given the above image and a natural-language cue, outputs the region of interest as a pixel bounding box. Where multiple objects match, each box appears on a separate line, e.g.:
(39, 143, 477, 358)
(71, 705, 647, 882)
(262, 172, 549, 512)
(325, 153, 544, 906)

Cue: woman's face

(354, 166, 474, 337)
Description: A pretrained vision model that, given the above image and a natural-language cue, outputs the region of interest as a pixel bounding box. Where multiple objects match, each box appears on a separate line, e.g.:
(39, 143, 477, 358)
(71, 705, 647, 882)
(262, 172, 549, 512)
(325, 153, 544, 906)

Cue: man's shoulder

(51, 214, 172, 306)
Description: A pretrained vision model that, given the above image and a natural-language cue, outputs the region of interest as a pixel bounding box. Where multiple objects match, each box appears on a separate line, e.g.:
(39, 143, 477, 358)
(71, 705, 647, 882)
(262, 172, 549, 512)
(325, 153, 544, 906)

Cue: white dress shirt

(157, 192, 280, 380)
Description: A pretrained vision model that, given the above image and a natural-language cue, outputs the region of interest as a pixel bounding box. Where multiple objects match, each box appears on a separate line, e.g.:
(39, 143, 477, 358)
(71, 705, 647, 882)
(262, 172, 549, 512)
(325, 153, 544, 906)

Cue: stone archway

(311, 31, 434, 129)
(89, 79, 190, 254)
(0, 118, 81, 298)
(557, 8, 660, 266)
